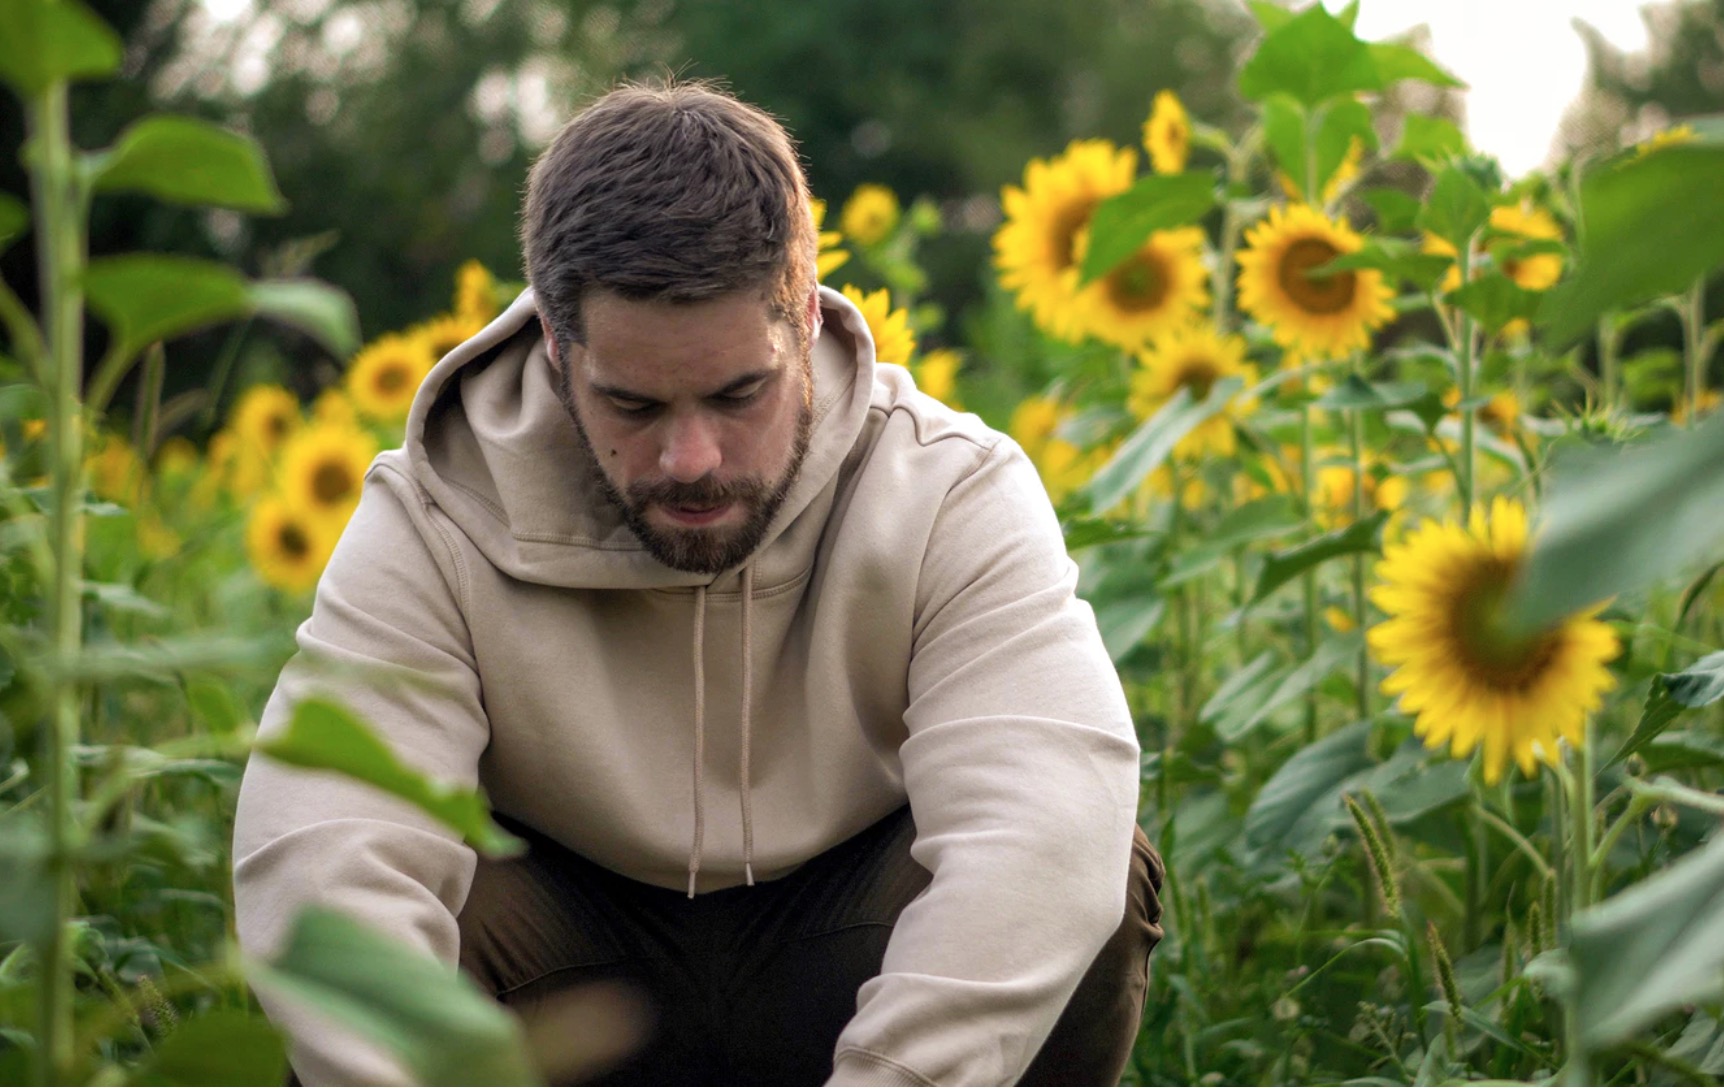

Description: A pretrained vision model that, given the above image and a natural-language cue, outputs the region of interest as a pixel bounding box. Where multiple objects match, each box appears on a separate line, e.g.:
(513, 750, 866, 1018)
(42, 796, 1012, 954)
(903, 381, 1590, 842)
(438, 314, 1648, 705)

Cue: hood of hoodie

(403, 285, 877, 591)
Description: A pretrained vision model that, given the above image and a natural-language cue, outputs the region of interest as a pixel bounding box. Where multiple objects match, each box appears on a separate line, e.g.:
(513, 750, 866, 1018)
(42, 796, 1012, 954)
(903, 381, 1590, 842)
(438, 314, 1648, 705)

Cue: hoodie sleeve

(829, 437, 1141, 1087)
(233, 460, 489, 1085)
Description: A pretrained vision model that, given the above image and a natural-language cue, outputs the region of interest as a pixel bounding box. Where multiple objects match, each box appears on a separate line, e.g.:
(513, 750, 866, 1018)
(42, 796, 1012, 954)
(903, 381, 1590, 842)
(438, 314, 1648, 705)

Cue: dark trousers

(457, 808, 1165, 1086)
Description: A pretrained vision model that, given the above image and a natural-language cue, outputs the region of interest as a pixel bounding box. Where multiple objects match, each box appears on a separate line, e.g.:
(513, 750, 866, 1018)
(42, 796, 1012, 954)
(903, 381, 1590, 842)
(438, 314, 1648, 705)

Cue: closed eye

(606, 396, 660, 417)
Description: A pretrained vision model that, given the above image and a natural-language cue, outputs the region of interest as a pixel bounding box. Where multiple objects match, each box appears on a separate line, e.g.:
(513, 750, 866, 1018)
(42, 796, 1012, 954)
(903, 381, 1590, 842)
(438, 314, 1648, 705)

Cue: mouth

(656, 500, 736, 528)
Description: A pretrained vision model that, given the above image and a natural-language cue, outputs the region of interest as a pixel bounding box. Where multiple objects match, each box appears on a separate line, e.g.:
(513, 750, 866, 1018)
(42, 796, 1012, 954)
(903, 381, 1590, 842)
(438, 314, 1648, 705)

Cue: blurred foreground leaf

(0, 0, 121, 96)
(1568, 829, 1724, 1053)
(249, 908, 538, 1086)
(1503, 414, 1724, 634)
(1237, 3, 1376, 107)
(131, 1010, 286, 1086)
(257, 698, 522, 856)
(0, 194, 27, 253)
(247, 280, 360, 358)
(1612, 651, 1724, 767)
(1078, 173, 1215, 286)
(1541, 144, 1724, 345)
(90, 115, 285, 214)
(84, 255, 251, 364)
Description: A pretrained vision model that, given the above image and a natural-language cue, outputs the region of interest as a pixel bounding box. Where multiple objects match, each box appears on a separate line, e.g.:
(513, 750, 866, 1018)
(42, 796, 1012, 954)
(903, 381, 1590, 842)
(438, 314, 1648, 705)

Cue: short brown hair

(522, 80, 817, 349)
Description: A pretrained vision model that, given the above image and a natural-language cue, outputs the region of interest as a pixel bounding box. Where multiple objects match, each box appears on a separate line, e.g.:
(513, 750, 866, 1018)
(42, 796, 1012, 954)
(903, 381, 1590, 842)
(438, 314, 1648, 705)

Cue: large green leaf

(1567, 828, 1724, 1053)
(1161, 495, 1304, 588)
(91, 115, 285, 213)
(1237, 3, 1378, 107)
(132, 1010, 287, 1086)
(1368, 42, 1464, 91)
(1502, 414, 1724, 634)
(1392, 114, 1468, 165)
(1445, 273, 1542, 332)
(1318, 239, 1452, 294)
(84, 255, 251, 363)
(1251, 510, 1390, 605)
(0, 818, 52, 945)
(1078, 173, 1216, 286)
(1245, 720, 1374, 850)
(1313, 374, 1430, 412)
(0, 0, 121, 96)
(1417, 165, 1491, 249)
(249, 280, 360, 358)
(1611, 651, 1724, 767)
(256, 698, 523, 856)
(1314, 99, 1376, 196)
(1214, 633, 1364, 742)
(1086, 378, 1243, 514)
(249, 907, 539, 1086)
(0, 193, 27, 253)
(1259, 94, 1307, 197)
(1541, 144, 1724, 345)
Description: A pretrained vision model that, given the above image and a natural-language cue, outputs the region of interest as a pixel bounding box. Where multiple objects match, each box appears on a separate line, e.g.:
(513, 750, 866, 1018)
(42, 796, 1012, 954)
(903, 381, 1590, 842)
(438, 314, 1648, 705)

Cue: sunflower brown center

(1278, 238, 1357, 315)
(266, 412, 291, 441)
(1050, 199, 1098, 272)
(277, 522, 311, 560)
(1449, 562, 1562, 690)
(312, 461, 355, 505)
(1175, 357, 1220, 400)
(1106, 252, 1172, 314)
(375, 364, 411, 394)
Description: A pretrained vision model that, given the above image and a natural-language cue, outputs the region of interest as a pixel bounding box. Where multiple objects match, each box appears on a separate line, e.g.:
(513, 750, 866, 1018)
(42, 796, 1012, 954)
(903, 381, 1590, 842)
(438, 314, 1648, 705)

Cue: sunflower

(841, 285, 917, 365)
(1276, 136, 1365, 206)
(1076, 226, 1210, 352)
(453, 259, 499, 324)
(278, 422, 378, 527)
(913, 348, 963, 407)
(811, 198, 849, 280)
(1487, 203, 1564, 292)
(247, 494, 339, 594)
(313, 387, 360, 429)
(1010, 396, 1109, 505)
(229, 384, 302, 459)
(413, 312, 486, 364)
(1236, 204, 1395, 360)
(1637, 123, 1696, 156)
(86, 433, 144, 506)
(840, 184, 901, 247)
(1673, 388, 1721, 425)
(345, 333, 435, 423)
(1312, 454, 1409, 531)
(1127, 324, 1255, 459)
(994, 139, 1137, 343)
(1143, 90, 1190, 175)
(1368, 497, 1620, 784)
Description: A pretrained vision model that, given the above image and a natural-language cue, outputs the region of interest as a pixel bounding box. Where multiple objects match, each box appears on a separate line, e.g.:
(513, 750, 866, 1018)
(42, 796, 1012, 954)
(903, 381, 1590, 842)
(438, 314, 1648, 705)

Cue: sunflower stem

(1597, 314, 1621, 411)
(1455, 240, 1478, 514)
(1300, 405, 1319, 743)
(1569, 726, 1596, 917)
(1213, 142, 1249, 331)
(1348, 360, 1369, 722)
(1681, 277, 1707, 427)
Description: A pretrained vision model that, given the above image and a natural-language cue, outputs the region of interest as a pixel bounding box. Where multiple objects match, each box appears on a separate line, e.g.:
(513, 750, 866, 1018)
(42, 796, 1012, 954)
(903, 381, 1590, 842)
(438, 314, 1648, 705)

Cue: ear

(804, 286, 823, 342)
(538, 315, 560, 365)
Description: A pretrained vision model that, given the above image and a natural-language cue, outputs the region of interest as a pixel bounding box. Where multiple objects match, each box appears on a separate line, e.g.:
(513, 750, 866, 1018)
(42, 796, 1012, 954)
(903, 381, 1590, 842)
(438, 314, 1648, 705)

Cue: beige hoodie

(232, 287, 1140, 1086)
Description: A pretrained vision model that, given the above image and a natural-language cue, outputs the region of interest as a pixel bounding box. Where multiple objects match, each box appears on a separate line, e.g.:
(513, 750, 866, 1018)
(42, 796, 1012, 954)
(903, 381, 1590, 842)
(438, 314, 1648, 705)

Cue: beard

(558, 362, 815, 575)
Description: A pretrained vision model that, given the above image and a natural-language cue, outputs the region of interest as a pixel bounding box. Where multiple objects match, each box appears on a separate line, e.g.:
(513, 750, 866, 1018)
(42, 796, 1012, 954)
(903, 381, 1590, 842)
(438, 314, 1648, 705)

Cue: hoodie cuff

(828, 1050, 935, 1087)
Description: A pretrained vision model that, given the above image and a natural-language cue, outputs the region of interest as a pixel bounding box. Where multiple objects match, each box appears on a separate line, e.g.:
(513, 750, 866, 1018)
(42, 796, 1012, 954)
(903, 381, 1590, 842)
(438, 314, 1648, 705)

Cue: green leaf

(1200, 651, 1280, 725)
(1216, 634, 1364, 742)
(1314, 99, 1376, 196)
(1078, 173, 1215, 285)
(0, 818, 52, 944)
(1359, 187, 1423, 234)
(1445, 273, 1542, 332)
(1251, 510, 1390, 605)
(1393, 115, 1469, 164)
(1612, 651, 1724, 767)
(185, 676, 245, 733)
(0, 193, 27, 253)
(1540, 145, 1724, 345)
(0, 0, 121, 96)
(1260, 95, 1308, 197)
(249, 907, 539, 1086)
(82, 579, 168, 619)
(91, 115, 285, 214)
(1317, 238, 1452, 293)
(249, 279, 360, 358)
(1161, 495, 1305, 591)
(1086, 378, 1243, 514)
(66, 632, 288, 683)
(1417, 164, 1491, 248)
(1245, 720, 1375, 850)
(1567, 829, 1724, 1053)
(1061, 518, 1157, 551)
(1313, 374, 1430, 411)
(1237, 3, 1378, 107)
(1245, 0, 1294, 32)
(1368, 42, 1464, 90)
(84, 255, 251, 363)
(1502, 414, 1724, 634)
(132, 1009, 287, 1086)
(257, 698, 523, 856)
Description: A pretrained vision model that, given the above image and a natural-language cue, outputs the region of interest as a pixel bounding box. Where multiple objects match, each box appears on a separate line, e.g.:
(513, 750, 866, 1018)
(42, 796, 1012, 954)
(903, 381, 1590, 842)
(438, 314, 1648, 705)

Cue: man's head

(522, 81, 821, 574)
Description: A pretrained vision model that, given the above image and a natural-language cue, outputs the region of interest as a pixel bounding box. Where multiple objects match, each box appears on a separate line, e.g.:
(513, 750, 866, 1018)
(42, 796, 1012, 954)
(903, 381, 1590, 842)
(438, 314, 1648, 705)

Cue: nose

(659, 415, 723, 483)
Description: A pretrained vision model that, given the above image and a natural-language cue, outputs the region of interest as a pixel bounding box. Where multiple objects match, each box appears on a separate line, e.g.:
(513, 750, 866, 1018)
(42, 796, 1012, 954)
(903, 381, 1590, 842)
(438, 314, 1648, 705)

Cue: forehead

(577, 290, 788, 391)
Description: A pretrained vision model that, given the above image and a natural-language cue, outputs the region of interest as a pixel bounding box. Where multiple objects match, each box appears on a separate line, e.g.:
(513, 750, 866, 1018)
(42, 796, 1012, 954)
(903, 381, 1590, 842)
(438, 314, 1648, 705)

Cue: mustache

(627, 476, 769, 508)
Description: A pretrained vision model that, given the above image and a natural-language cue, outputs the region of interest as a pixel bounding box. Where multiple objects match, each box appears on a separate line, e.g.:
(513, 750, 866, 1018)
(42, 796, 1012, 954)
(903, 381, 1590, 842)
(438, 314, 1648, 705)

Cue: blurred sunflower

(86, 433, 144, 506)
(414, 313, 486, 364)
(1674, 388, 1721, 425)
(840, 184, 901, 247)
(313, 387, 360, 429)
(346, 333, 434, 423)
(229, 385, 302, 459)
(278, 422, 378, 527)
(842, 286, 917, 365)
(453, 259, 499, 324)
(1127, 324, 1255, 458)
(811, 198, 849, 280)
(1236, 204, 1394, 360)
(1142, 90, 1190, 175)
(994, 139, 1137, 343)
(1424, 202, 1564, 296)
(1009, 395, 1109, 505)
(913, 348, 963, 407)
(1076, 227, 1209, 352)
(247, 495, 339, 594)
(1368, 497, 1619, 784)
(1277, 136, 1365, 206)
(1312, 456, 1409, 531)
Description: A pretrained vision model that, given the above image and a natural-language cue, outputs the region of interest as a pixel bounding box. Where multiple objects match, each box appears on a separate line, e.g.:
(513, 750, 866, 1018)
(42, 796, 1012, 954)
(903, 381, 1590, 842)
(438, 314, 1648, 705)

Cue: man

(234, 81, 1162, 1086)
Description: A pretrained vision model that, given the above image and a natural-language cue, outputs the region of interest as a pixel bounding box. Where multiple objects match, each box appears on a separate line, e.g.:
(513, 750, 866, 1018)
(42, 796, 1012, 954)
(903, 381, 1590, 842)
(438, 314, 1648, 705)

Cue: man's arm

(233, 459, 488, 1085)
(830, 437, 1141, 1087)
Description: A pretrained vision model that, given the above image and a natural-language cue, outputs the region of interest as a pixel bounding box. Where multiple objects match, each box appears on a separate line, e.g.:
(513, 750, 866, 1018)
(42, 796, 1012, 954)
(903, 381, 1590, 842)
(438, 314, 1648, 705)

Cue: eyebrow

(590, 368, 779, 402)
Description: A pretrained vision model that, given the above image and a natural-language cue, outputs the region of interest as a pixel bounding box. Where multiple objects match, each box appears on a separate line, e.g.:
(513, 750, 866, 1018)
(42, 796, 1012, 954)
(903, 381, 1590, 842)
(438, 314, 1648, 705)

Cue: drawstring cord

(687, 584, 707, 898)
(686, 568, 757, 896)
(740, 565, 756, 886)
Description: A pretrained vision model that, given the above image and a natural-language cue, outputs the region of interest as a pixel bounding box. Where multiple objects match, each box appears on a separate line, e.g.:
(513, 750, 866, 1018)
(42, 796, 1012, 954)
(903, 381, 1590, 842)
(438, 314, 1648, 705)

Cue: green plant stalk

(1681, 278, 1706, 427)
(1597, 315, 1620, 411)
(1455, 242, 1477, 513)
(28, 80, 89, 1087)
(1555, 728, 1597, 1086)
(1212, 140, 1249, 331)
(1348, 393, 1368, 721)
(1300, 406, 1318, 742)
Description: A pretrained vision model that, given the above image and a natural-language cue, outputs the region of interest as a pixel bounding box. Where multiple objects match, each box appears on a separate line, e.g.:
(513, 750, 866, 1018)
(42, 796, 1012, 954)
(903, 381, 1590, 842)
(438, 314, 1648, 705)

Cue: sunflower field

(7, 0, 1724, 1084)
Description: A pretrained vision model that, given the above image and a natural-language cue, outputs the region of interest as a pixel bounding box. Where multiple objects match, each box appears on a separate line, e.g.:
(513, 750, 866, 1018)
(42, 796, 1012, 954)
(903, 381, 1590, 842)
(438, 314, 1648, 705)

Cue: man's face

(547, 289, 816, 575)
